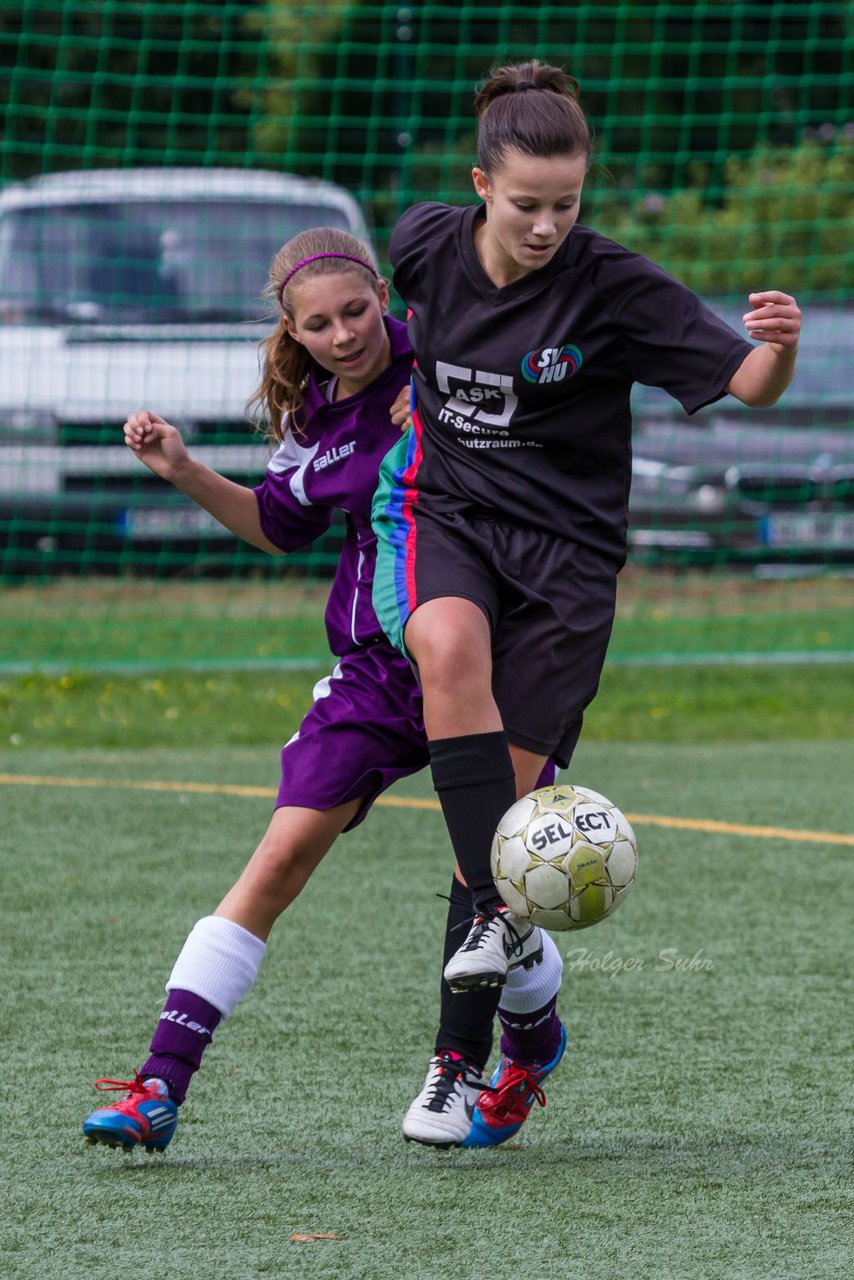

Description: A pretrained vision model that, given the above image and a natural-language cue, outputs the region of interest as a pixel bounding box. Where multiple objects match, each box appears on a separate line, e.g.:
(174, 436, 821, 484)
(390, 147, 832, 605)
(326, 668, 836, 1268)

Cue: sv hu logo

(521, 344, 583, 385)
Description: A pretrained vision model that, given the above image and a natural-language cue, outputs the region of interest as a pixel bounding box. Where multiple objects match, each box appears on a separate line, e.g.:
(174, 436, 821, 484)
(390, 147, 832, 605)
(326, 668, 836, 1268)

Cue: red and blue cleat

(463, 1022, 567, 1148)
(83, 1071, 178, 1153)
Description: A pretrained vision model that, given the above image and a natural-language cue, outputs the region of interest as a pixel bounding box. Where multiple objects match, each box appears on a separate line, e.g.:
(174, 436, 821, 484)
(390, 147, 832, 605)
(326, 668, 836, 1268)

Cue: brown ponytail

(247, 227, 381, 444)
(475, 59, 592, 175)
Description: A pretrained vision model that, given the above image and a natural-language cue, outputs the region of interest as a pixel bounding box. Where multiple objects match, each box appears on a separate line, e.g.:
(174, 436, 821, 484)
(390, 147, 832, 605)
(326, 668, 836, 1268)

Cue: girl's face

(472, 148, 588, 286)
(285, 271, 391, 398)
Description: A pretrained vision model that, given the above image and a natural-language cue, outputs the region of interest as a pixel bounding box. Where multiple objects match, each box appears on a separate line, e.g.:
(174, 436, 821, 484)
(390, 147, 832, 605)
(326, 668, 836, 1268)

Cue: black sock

(434, 875, 499, 1070)
(429, 731, 515, 913)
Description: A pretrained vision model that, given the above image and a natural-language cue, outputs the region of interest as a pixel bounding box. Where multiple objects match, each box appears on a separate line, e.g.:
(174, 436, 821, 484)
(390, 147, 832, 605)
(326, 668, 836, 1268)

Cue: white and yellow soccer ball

(491, 784, 637, 931)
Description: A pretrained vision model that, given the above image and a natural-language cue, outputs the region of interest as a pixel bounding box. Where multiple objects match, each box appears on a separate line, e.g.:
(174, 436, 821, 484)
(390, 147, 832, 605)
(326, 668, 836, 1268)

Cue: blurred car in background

(628, 305, 854, 569)
(0, 168, 370, 574)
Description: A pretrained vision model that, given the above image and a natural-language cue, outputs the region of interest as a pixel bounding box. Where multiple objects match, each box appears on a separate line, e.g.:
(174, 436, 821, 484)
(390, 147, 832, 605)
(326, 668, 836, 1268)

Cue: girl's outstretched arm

(726, 290, 801, 408)
(123, 409, 282, 554)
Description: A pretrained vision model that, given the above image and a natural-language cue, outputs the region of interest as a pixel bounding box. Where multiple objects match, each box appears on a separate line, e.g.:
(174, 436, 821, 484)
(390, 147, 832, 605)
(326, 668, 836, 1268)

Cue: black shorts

(373, 503, 618, 767)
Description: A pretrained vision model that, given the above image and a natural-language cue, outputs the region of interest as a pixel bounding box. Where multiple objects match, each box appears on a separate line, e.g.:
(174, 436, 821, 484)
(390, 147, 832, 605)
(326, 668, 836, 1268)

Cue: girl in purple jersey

(373, 59, 802, 1138)
(81, 226, 564, 1156)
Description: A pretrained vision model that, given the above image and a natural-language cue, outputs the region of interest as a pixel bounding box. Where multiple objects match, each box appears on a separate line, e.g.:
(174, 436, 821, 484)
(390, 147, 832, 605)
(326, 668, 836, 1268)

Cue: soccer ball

(491, 784, 637, 931)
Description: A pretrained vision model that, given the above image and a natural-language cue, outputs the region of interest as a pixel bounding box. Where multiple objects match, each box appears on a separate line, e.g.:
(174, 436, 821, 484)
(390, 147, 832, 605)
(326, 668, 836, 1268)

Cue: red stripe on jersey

(401, 405, 424, 613)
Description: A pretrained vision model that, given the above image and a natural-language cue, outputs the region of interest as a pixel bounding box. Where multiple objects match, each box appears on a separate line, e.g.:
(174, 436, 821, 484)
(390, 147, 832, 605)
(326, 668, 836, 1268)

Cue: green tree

(593, 136, 854, 296)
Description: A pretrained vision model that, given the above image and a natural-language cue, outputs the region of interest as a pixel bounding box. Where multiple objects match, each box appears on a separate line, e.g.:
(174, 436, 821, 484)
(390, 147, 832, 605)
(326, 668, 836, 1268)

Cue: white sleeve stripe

(266, 433, 321, 507)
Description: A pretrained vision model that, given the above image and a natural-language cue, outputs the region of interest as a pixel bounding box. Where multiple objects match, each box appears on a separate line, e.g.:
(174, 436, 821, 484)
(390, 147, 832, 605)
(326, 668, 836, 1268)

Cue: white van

(0, 168, 370, 568)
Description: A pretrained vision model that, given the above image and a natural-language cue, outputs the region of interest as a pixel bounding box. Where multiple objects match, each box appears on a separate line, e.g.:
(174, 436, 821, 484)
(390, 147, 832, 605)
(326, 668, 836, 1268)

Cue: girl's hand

(390, 384, 413, 431)
(742, 291, 801, 350)
(123, 409, 190, 481)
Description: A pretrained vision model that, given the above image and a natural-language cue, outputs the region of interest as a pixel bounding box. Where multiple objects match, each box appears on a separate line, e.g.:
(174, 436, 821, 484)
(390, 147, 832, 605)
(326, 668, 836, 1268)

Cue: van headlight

(0, 410, 59, 443)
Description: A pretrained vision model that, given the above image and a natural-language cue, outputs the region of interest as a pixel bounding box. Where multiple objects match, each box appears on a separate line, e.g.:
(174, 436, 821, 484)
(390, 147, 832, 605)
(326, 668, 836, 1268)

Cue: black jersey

(389, 201, 753, 562)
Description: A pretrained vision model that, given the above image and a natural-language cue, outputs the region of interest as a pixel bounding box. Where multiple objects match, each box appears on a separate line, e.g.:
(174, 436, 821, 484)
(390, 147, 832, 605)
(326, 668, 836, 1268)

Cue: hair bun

(475, 59, 580, 117)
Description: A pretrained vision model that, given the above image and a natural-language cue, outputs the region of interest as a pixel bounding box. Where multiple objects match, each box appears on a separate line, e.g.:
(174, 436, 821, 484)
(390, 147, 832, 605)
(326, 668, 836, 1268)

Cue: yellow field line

(619, 812, 854, 846)
(1, 772, 852, 847)
(0, 773, 277, 799)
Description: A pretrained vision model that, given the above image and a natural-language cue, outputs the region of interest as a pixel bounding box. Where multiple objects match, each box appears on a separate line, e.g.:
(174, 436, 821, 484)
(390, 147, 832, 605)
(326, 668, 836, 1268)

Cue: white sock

(499, 930, 563, 1013)
(166, 915, 267, 1019)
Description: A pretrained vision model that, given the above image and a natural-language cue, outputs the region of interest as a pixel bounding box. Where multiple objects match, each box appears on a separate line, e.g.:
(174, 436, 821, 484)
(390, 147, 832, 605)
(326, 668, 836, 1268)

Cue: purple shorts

(276, 643, 429, 830)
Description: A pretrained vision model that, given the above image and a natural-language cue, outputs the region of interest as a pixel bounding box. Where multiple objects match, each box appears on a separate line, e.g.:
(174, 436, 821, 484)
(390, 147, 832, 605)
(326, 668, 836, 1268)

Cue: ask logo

(521, 344, 583, 384)
(435, 360, 518, 428)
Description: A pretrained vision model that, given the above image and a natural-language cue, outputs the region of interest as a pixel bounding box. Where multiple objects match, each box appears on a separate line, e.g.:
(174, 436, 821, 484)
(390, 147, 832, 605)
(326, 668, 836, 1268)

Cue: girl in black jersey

(373, 59, 801, 1087)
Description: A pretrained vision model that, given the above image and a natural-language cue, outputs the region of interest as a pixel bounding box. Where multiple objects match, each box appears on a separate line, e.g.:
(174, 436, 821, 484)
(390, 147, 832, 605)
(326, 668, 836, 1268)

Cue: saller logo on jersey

(313, 440, 356, 471)
(521, 344, 583, 384)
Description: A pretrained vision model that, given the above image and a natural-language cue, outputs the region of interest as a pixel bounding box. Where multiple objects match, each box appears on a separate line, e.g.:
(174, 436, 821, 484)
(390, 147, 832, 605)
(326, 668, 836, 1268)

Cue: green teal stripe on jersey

(371, 429, 419, 657)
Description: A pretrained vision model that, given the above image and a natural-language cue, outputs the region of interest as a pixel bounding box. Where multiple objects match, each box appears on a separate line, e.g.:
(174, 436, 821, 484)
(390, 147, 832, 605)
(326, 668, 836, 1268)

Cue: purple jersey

(254, 315, 412, 656)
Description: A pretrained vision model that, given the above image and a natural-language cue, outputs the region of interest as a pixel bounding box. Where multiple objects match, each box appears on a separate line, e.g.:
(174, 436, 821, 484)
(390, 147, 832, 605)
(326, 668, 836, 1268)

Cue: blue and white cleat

(463, 1022, 567, 1148)
(83, 1071, 178, 1153)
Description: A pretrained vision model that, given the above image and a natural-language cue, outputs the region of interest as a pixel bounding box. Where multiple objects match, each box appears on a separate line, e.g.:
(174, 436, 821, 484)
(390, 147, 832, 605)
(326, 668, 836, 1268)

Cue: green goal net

(1, 0, 852, 671)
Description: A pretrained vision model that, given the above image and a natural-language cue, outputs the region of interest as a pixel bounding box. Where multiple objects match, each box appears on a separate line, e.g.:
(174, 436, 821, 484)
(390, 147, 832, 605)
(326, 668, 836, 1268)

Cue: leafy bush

(588, 136, 853, 296)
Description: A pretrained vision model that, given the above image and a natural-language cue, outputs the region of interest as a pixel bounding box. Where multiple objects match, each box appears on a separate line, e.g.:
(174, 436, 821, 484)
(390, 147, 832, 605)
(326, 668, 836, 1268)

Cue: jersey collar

(459, 205, 576, 305)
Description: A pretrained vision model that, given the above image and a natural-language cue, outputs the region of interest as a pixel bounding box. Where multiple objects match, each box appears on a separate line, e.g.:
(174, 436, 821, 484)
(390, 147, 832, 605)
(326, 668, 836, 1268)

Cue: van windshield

(0, 198, 354, 324)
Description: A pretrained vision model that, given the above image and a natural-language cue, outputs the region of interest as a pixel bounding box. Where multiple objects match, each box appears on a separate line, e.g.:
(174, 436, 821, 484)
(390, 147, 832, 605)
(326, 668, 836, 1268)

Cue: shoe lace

(436, 894, 532, 963)
(487, 1062, 547, 1119)
(425, 1054, 490, 1113)
(93, 1070, 149, 1096)
(460, 907, 529, 959)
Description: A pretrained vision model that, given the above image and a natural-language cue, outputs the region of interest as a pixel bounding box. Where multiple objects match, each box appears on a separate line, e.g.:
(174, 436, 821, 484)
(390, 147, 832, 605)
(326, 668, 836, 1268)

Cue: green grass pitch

(1, 737, 851, 1279)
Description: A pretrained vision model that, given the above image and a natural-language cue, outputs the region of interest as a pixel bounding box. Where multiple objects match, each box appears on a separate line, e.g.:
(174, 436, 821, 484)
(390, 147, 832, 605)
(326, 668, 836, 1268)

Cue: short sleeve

(253, 434, 332, 552)
(390, 203, 457, 302)
(610, 257, 754, 415)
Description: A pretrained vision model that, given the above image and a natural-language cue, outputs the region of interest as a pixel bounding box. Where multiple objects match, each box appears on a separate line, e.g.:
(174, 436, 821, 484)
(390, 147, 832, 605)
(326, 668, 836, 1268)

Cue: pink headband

(278, 252, 378, 305)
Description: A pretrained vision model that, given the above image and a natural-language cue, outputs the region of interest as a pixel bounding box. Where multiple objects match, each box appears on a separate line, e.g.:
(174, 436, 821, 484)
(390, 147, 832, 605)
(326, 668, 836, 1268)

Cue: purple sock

(141, 988, 222, 1105)
(498, 994, 563, 1067)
